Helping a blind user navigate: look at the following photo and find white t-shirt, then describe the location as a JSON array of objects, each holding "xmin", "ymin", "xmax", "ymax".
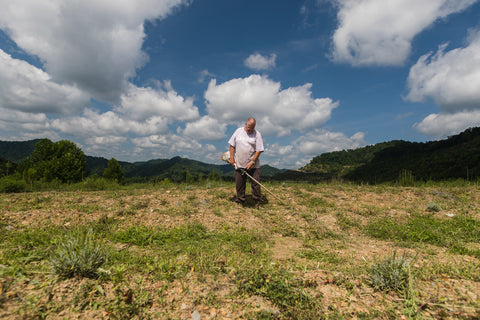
[{"xmin": 228, "ymin": 127, "xmax": 264, "ymax": 168}]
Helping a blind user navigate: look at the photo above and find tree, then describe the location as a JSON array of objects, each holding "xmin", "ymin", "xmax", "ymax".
[
  {"xmin": 0, "ymin": 159, "xmax": 16, "ymax": 178},
  {"xmin": 207, "ymin": 170, "xmax": 222, "ymax": 181},
  {"xmin": 103, "ymin": 158, "xmax": 125, "ymax": 184},
  {"xmin": 23, "ymin": 139, "xmax": 87, "ymax": 183}
]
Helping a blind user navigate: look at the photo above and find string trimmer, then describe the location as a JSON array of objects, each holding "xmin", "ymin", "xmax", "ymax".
[{"xmin": 221, "ymin": 151, "xmax": 284, "ymax": 203}]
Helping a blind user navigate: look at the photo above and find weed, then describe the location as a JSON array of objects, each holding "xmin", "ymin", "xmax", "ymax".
[
  {"xmin": 426, "ymin": 202, "xmax": 442, "ymax": 212},
  {"xmin": 50, "ymin": 229, "xmax": 108, "ymax": 278},
  {"xmin": 368, "ymin": 252, "xmax": 411, "ymax": 294}
]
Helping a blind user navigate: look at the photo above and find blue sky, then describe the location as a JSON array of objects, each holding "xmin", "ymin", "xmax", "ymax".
[{"xmin": 1, "ymin": 0, "xmax": 480, "ymax": 169}]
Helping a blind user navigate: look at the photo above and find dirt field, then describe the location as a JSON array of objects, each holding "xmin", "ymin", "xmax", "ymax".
[{"xmin": 0, "ymin": 182, "xmax": 479, "ymax": 319}]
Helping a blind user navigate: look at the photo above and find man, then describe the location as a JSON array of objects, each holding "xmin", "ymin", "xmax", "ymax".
[{"xmin": 228, "ymin": 117, "xmax": 264, "ymax": 204}]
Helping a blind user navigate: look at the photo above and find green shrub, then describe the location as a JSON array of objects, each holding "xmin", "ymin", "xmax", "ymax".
[
  {"xmin": 50, "ymin": 229, "xmax": 108, "ymax": 278},
  {"xmin": 0, "ymin": 176, "xmax": 27, "ymax": 193},
  {"xmin": 369, "ymin": 252, "xmax": 411, "ymax": 294},
  {"xmin": 426, "ymin": 202, "xmax": 442, "ymax": 212}
]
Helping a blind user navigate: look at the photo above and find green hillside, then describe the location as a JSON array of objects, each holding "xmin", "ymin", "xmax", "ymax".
[
  {"xmin": 0, "ymin": 139, "xmax": 42, "ymax": 162},
  {"xmin": 301, "ymin": 127, "xmax": 480, "ymax": 183}
]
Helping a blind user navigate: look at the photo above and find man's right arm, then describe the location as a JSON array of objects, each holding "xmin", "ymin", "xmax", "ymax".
[{"xmin": 229, "ymin": 145, "xmax": 235, "ymax": 166}]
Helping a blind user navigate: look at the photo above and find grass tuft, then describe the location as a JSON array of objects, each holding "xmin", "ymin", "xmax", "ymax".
[
  {"xmin": 50, "ymin": 229, "xmax": 108, "ymax": 278},
  {"xmin": 368, "ymin": 252, "xmax": 411, "ymax": 294}
]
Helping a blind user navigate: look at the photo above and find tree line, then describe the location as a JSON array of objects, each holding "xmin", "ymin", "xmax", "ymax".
[
  {"xmin": 0, "ymin": 138, "xmax": 125, "ymax": 192},
  {"xmin": 0, "ymin": 138, "xmax": 227, "ymax": 193}
]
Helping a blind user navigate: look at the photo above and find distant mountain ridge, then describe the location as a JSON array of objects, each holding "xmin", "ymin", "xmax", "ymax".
[
  {"xmin": 2, "ymin": 127, "xmax": 480, "ymax": 183},
  {"xmin": 87, "ymin": 155, "xmax": 241, "ymax": 181}
]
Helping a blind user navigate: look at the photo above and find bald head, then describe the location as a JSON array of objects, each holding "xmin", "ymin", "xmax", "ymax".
[{"xmin": 245, "ymin": 118, "xmax": 256, "ymax": 134}]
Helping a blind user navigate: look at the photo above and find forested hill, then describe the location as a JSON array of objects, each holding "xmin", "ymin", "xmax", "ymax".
[
  {"xmin": 0, "ymin": 139, "xmax": 42, "ymax": 162},
  {"xmin": 301, "ymin": 127, "xmax": 480, "ymax": 183}
]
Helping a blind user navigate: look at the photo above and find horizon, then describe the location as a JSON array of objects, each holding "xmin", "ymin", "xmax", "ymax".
[{"xmin": 3, "ymin": 125, "xmax": 476, "ymax": 170}]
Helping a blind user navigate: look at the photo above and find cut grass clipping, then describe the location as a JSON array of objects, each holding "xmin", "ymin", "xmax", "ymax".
[{"xmin": 50, "ymin": 229, "xmax": 108, "ymax": 279}]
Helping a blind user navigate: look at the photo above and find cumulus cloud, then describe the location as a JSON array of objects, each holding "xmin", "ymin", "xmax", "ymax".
[
  {"xmin": 205, "ymin": 74, "xmax": 338, "ymax": 136},
  {"xmin": 414, "ymin": 111, "xmax": 480, "ymax": 137},
  {"xmin": 244, "ymin": 53, "xmax": 277, "ymax": 70},
  {"xmin": 406, "ymin": 30, "xmax": 480, "ymax": 136},
  {"xmin": 0, "ymin": 106, "xmax": 54, "ymax": 140},
  {"xmin": 51, "ymin": 108, "xmax": 170, "ymax": 138},
  {"xmin": 52, "ymin": 109, "xmax": 131, "ymax": 137},
  {"xmin": 116, "ymin": 82, "xmax": 199, "ymax": 122},
  {"xmin": 182, "ymin": 116, "xmax": 227, "ymax": 141},
  {"xmin": 406, "ymin": 32, "xmax": 480, "ymax": 112},
  {"xmin": 132, "ymin": 134, "xmax": 203, "ymax": 157},
  {"xmin": 295, "ymin": 129, "xmax": 365, "ymax": 155},
  {"xmin": 0, "ymin": 0, "xmax": 188, "ymax": 103},
  {"xmin": 0, "ymin": 49, "xmax": 89, "ymax": 113},
  {"xmin": 331, "ymin": 0, "xmax": 477, "ymax": 66}
]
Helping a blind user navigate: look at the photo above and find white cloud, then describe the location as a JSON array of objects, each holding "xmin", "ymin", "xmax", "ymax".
[
  {"xmin": 51, "ymin": 108, "xmax": 171, "ymax": 139},
  {"xmin": 182, "ymin": 116, "xmax": 227, "ymax": 141},
  {"xmin": 117, "ymin": 82, "xmax": 199, "ymax": 122},
  {"xmin": 414, "ymin": 111, "xmax": 480, "ymax": 137},
  {"xmin": 0, "ymin": 50, "xmax": 89, "ymax": 113},
  {"xmin": 331, "ymin": 0, "xmax": 477, "ymax": 66},
  {"xmin": 205, "ymin": 74, "xmax": 338, "ymax": 136},
  {"xmin": 0, "ymin": 106, "xmax": 55, "ymax": 141},
  {"xmin": 0, "ymin": 0, "xmax": 189, "ymax": 103},
  {"xmin": 295, "ymin": 129, "xmax": 365, "ymax": 155},
  {"xmin": 132, "ymin": 134, "xmax": 203, "ymax": 157},
  {"xmin": 406, "ymin": 32, "xmax": 480, "ymax": 112},
  {"xmin": 406, "ymin": 30, "xmax": 480, "ymax": 137},
  {"xmin": 262, "ymin": 130, "xmax": 366, "ymax": 169},
  {"xmin": 244, "ymin": 53, "xmax": 277, "ymax": 70},
  {"xmin": 51, "ymin": 109, "xmax": 131, "ymax": 137}
]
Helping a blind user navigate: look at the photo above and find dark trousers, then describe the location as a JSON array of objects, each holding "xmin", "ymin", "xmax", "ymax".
[{"xmin": 235, "ymin": 168, "xmax": 261, "ymax": 202}]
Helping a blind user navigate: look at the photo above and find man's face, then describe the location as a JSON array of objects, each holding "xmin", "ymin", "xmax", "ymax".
[{"xmin": 245, "ymin": 121, "xmax": 255, "ymax": 134}]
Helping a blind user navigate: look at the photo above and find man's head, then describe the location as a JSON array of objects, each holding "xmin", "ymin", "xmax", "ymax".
[{"xmin": 244, "ymin": 117, "xmax": 256, "ymax": 134}]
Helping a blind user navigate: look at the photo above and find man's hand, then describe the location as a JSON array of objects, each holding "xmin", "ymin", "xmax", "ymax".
[{"xmin": 246, "ymin": 161, "xmax": 254, "ymax": 170}]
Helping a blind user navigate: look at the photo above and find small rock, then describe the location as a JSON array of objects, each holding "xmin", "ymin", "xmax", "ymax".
[{"xmin": 191, "ymin": 310, "xmax": 201, "ymax": 320}]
